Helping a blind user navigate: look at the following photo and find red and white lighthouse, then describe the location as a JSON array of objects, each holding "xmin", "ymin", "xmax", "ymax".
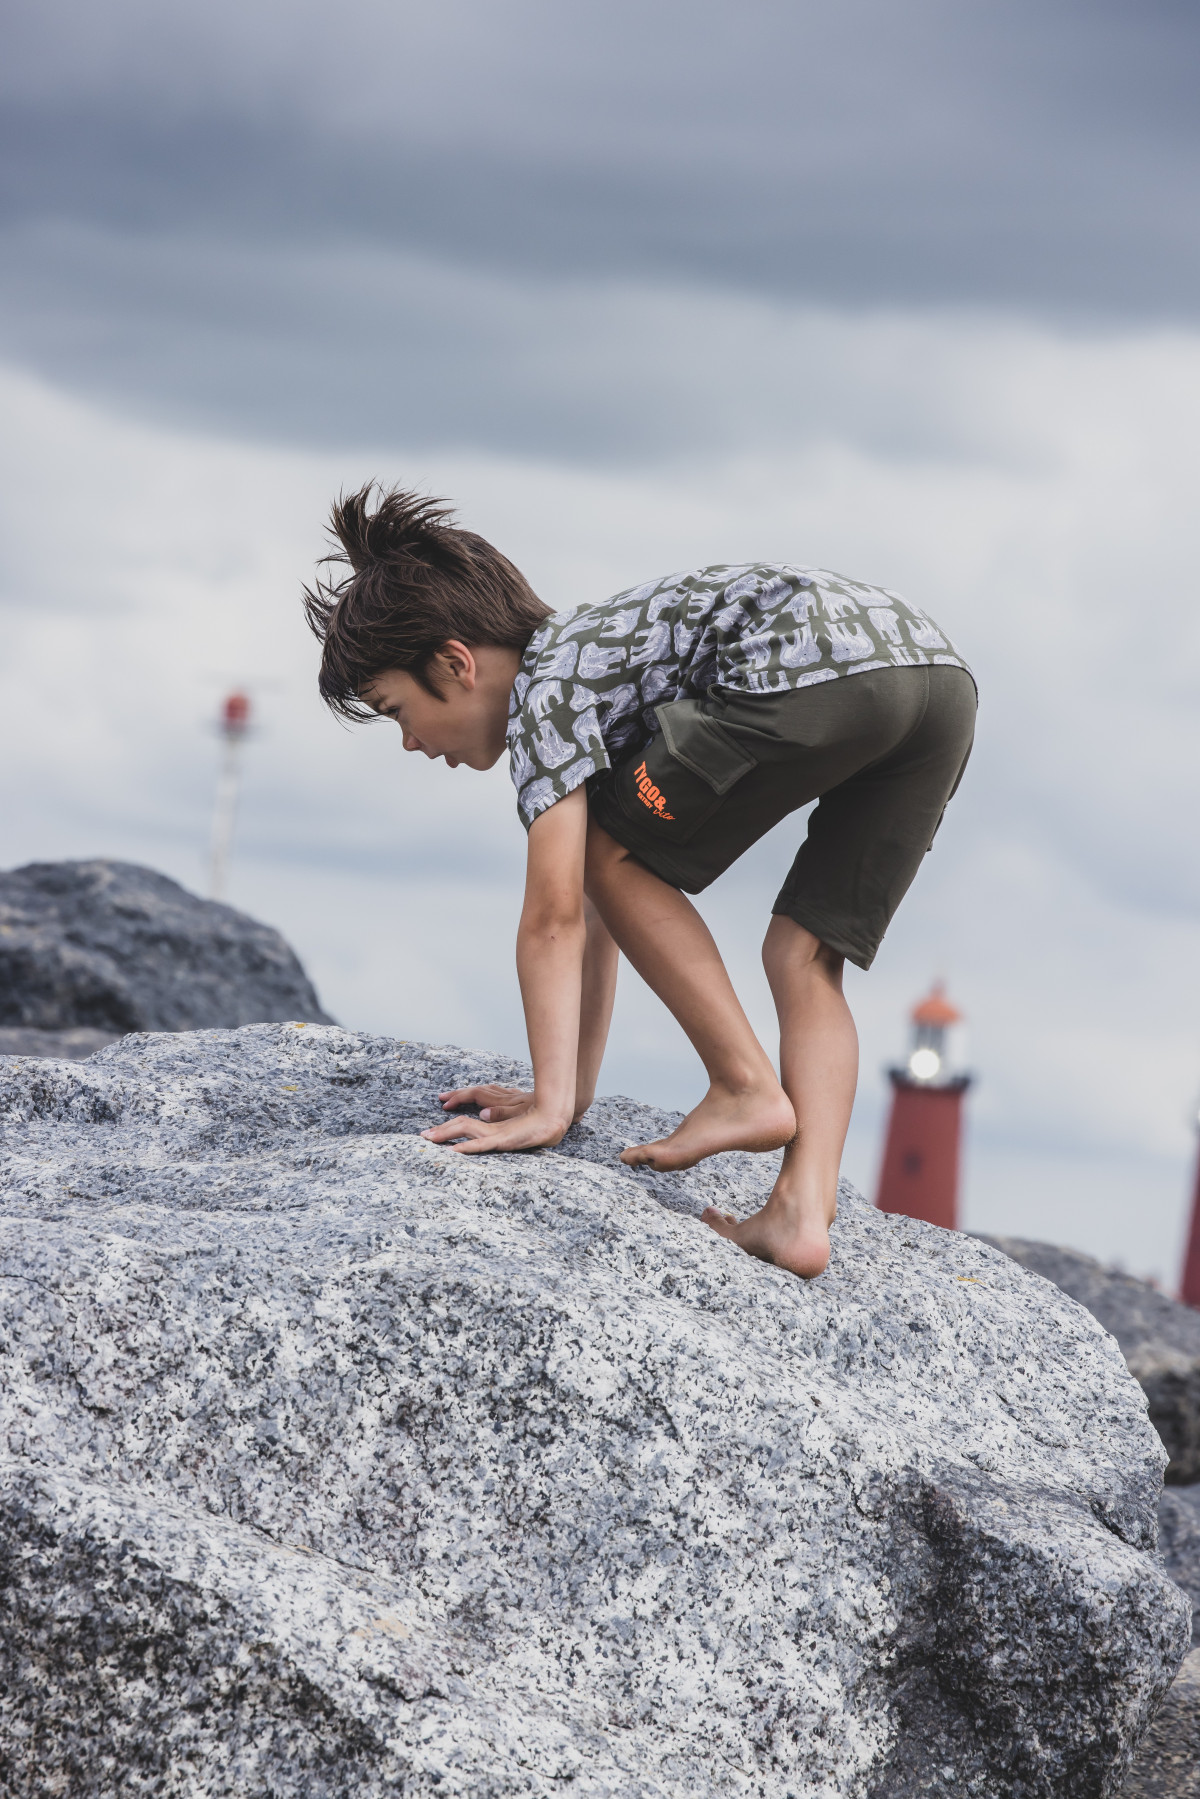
[
  {"xmin": 1179, "ymin": 1101, "xmax": 1200, "ymax": 1307},
  {"xmin": 875, "ymin": 982, "xmax": 971, "ymax": 1232}
]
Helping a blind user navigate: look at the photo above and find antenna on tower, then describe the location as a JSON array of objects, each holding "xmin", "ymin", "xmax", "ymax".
[{"xmin": 209, "ymin": 691, "xmax": 251, "ymax": 902}]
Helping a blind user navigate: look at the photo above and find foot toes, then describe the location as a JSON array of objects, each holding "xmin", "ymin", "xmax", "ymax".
[
  {"xmin": 621, "ymin": 1141, "xmax": 667, "ymax": 1168},
  {"xmin": 701, "ymin": 1209, "xmax": 739, "ymax": 1239}
]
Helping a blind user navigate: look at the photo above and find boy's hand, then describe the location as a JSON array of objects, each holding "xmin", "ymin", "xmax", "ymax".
[
  {"xmin": 420, "ymin": 1106, "xmax": 569, "ymax": 1154},
  {"xmin": 437, "ymin": 1083, "xmax": 534, "ymax": 1122}
]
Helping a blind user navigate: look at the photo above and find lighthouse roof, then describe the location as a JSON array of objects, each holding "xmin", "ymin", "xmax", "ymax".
[{"xmin": 911, "ymin": 981, "xmax": 962, "ymax": 1027}]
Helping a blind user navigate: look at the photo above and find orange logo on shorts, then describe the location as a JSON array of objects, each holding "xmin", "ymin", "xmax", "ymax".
[{"xmin": 633, "ymin": 761, "xmax": 674, "ymax": 820}]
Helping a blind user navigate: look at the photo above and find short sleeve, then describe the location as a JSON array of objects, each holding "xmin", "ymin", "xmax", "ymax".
[{"xmin": 508, "ymin": 678, "xmax": 611, "ymax": 829}]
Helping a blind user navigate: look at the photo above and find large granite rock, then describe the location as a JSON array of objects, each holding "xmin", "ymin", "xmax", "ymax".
[
  {"xmin": 0, "ymin": 1027, "xmax": 1190, "ymax": 1798},
  {"xmin": 0, "ymin": 859, "xmax": 333, "ymax": 1034},
  {"xmin": 981, "ymin": 1237, "xmax": 1200, "ymax": 1483}
]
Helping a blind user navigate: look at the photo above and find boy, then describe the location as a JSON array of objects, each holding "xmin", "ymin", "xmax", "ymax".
[{"xmin": 305, "ymin": 486, "xmax": 975, "ymax": 1278}]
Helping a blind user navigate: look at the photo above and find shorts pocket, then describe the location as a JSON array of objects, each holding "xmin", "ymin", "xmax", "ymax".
[
  {"xmin": 656, "ymin": 698, "xmax": 758, "ymax": 794},
  {"xmin": 612, "ymin": 700, "xmax": 758, "ymax": 846}
]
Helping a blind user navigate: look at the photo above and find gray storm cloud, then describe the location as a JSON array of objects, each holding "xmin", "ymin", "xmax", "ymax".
[
  {"xmin": 2, "ymin": 0, "xmax": 1198, "ymax": 311},
  {"xmin": 1, "ymin": 0, "xmax": 1200, "ymax": 466}
]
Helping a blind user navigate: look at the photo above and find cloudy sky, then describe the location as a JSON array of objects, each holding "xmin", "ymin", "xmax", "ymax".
[{"xmin": 2, "ymin": 0, "xmax": 1199, "ymax": 1281}]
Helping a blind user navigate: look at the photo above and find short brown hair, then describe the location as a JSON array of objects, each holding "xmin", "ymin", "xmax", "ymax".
[{"xmin": 303, "ymin": 483, "xmax": 552, "ymax": 719}]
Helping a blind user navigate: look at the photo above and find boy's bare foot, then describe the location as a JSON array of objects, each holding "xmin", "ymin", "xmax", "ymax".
[
  {"xmin": 619, "ymin": 1082, "xmax": 795, "ymax": 1173},
  {"xmin": 700, "ymin": 1183, "xmax": 835, "ymax": 1280}
]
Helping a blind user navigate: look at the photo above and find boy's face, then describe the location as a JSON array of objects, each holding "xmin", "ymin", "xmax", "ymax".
[{"xmin": 361, "ymin": 641, "xmax": 519, "ymax": 772}]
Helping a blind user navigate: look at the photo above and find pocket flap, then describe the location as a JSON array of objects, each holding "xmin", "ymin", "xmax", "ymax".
[{"xmin": 655, "ymin": 699, "xmax": 757, "ymax": 796}]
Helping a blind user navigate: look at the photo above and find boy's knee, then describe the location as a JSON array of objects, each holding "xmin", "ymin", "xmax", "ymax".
[{"xmin": 763, "ymin": 915, "xmax": 844, "ymax": 980}]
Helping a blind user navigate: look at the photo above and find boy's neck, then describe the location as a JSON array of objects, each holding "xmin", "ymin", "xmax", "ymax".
[{"xmin": 470, "ymin": 644, "xmax": 523, "ymax": 765}]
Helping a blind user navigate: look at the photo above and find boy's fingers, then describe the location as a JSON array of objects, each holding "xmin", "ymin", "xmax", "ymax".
[
  {"xmin": 420, "ymin": 1114, "xmax": 560, "ymax": 1156},
  {"xmin": 422, "ymin": 1117, "xmax": 492, "ymax": 1143},
  {"xmin": 453, "ymin": 1126, "xmax": 537, "ymax": 1154},
  {"xmin": 439, "ymin": 1084, "xmax": 531, "ymax": 1110}
]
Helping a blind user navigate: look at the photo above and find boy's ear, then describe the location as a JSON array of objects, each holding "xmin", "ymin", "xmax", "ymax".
[{"xmin": 437, "ymin": 640, "xmax": 478, "ymax": 689}]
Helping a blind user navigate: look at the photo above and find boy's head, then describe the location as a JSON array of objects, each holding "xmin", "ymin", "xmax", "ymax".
[{"xmin": 303, "ymin": 484, "xmax": 551, "ymax": 724}]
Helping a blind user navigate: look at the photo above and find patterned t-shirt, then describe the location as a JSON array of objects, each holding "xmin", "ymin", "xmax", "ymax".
[{"xmin": 507, "ymin": 563, "xmax": 970, "ymax": 828}]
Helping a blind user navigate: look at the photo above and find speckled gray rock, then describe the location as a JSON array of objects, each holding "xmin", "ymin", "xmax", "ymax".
[
  {"xmin": 0, "ymin": 1027, "xmax": 1190, "ymax": 1798},
  {"xmin": 0, "ymin": 859, "xmax": 333, "ymax": 1033},
  {"xmin": 1120, "ymin": 1650, "xmax": 1200, "ymax": 1798},
  {"xmin": 982, "ymin": 1236, "xmax": 1200, "ymax": 1483}
]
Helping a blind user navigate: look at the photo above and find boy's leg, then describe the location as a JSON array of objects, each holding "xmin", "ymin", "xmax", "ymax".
[
  {"xmin": 584, "ymin": 821, "xmax": 795, "ymax": 1169},
  {"xmin": 702, "ymin": 917, "xmax": 857, "ymax": 1278}
]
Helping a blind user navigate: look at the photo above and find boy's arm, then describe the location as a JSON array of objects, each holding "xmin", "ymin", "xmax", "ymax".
[
  {"xmin": 422, "ymin": 786, "xmax": 589, "ymax": 1154},
  {"xmin": 573, "ymin": 900, "xmax": 618, "ymax": 1117},
  {"xmin": 439, "ymin": 899, "xmax": 618, "ymax": 1126}
]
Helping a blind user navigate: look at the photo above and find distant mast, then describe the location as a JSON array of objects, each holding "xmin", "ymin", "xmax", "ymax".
[
  {"xmin": 875, "ymin": 982, "xmax": 971, "ymax": 1231},
  {"xmin": 1180, "ymin": 1098, "xmax": 1200, "ymax": 1307},
  {"xmin": 209, "ymin": 691, "xmax": 251, "ymax": 903}
]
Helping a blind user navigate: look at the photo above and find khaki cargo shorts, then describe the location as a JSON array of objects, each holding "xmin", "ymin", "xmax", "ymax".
[{"xmin": 587, "ymin": 663, "xmax": 977, "ymax": 971}]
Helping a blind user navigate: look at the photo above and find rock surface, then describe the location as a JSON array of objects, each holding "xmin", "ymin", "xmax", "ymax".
[
  {"xmin": 0, "ymin": 1027, "xmax": 1190, "ymax": 1798},
  {"xmin": 0, "ymin": 860, "xmax": 333, "ymax": 1035},
  {"xmin": 981, "ymin": 1237, "xmax": 1200, "ymax": 1483}
]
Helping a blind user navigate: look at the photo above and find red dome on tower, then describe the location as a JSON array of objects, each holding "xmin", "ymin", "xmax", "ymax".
[
  {"xmin": 911, "ymin": 981, "xmax": 961, "ymax": 1030},
  {"xmin": 221, "ymin": 691, "xmax": 251, "ymax": 736}
]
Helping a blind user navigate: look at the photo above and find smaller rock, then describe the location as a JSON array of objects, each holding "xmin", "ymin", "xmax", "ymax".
[
  {"xmin": 0, "ymin": 860, "xmax": 333, "ymax": 1036},
  {"xmin": 982, "ymin": 1236, "xmax": 1200, "ymax": 1482},
  {"xmin": 1121, "ymin": 1649, "xmax": 1200, "ymax": 1798},
  {"xmin": 0, "ymin": 1029, "xmax": 119, "ymax": 1062}
]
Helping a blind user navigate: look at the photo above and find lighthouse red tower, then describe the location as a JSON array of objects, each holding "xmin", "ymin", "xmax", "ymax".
[
  {"xmin": 875, "ymin": 983, "xmax": 971, "ymax": 1231},
  {"xmin": 1179, "ymin": 1106, "xmax": 1200, "ymax": 1307}
]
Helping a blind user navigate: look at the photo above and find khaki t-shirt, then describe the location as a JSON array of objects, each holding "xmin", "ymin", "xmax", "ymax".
[{"xmin": 507, "ymin": 562, "xmax": 970, "ymax": 828}]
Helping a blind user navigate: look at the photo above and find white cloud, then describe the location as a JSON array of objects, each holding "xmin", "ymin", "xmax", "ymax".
[{"xmin": 1, "ymin": 297, "xmax": 1199, "ymax": 1284}]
